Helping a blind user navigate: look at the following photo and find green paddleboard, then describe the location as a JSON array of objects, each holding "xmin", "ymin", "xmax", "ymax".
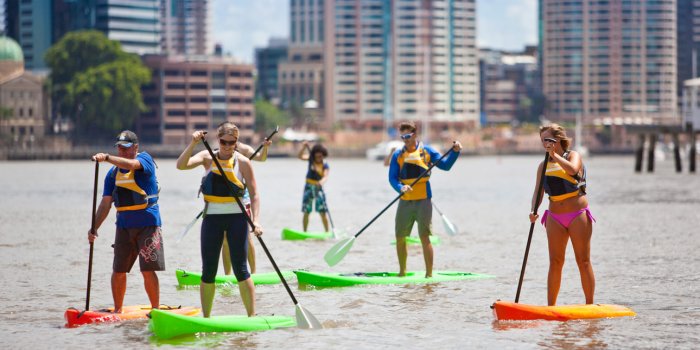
[
  {"xmin": 149, "ymin": 308, "xmax": 296, "ymax": 339},
  {"xmin": 294, "ymin": 270, "xmax": 493, "ymax": 288},
  {"xmin": 281, "ymin": 227, "xmax": 333, "ymax": 240},
  {"xmin": 175, "ymin": 269, "xmax": 295, "ymax": 286},
  {"xmin": 391, "ymin": 235, "xmax": 441, "ymax": 245}
]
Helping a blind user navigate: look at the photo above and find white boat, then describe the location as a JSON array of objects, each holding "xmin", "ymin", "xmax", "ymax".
[{"xmin": 366, "ymin": 140, "xmax": 404, "ymax": 161}]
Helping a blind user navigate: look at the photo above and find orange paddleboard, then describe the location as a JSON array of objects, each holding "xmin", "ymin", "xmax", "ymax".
[
  {"xmin": 492, "ymin": 300, "xmax": 635, "ymax": 321},
  {"xmin": 64, "ymin": 304, "xmax": 200, "ymax": 328}
]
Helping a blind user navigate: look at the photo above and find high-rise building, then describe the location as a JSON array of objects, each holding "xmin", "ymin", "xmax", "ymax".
[
  {"xmin": 479, "ymin": 48, "xmax": 538, "ymax": 125},
  {"xmin": 255, "ymin": 38, "xmax": 288, "ymax": 101},
  {"xmin": 161, "ymin": 0, "xmax": 211, "ymax": 55},
  {"xmin": 326, "ymin": 0, "xmax": 478, "ymax": 130},
  {"xmin": 96, "ymin": 0, "xmax": 161, "ymax": 55},
  {"xmin": 139, "ymin": 55, "xmax": 255, "ymax": 145},
  {"xmin": 4, "ymin": 0, "xmax": 160, "ymax": 70},
  {"xmin": 278, "ymin": 0, "xmax": 326, "ymax": 128},
  {"xmin": 677, "ymin": 0, "xmax": 700, "ymax": 98},
  {"xmin": 541, "ymin": 0, "xmax": 677, "ymax": 124},
  {"xmin": 4, "ymin": 0, "xmax": 52, "ymax": 70}
]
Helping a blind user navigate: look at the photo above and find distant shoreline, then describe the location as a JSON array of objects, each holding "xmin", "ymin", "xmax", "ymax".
[{"xmin": 0, "ymin": 146, "xmax": 635, "ymax": 160}]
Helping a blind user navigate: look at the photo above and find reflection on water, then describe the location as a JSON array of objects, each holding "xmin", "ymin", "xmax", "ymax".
[{"xmin": 539, "ymin": 320, "xmax": 607, "ymax": 349}]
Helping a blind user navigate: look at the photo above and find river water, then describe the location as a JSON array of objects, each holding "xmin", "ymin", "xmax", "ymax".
[{"xmin": 0, "ymin": 155, "xmax": 698, "ymax": 349}]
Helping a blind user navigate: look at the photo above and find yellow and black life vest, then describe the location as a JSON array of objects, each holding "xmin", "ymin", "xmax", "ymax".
[
  {"xmin": 201, "ymin": 152, "xmax": 246, "ymax": 203},
  {"xmin": 112, "ymin": 167, "xmax": 158, "ymax": 212},
  {"xmin": 397, "ymin": 143, "xmax": 432, "ymax": 201},
  {"xmin": 544, "ymin": 151, "xmax": 587, "ymax": 201},
  {"xmin": 305, "ymin": 160, "xmax": 326, "ymax": 185}
]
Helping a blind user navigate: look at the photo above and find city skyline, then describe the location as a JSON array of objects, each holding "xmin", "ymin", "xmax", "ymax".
[{"xmin": 212, "ymin": 0, "xmax": 537, "ymax": 63}]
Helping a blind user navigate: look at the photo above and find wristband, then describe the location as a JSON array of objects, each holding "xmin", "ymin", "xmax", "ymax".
[{"xmin": 105, "ymin": 154, "xmax": 110, "ymax": 161}]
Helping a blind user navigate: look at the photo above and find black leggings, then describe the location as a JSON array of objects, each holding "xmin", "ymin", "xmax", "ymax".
[{"xmin": 200, "ymin": 213, "xmax": 250, "ymax": 283}]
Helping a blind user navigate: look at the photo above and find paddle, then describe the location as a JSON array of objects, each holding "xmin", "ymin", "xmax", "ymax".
[
  {"xmin": 318, "ymin": 186, "xmax": 338, "ymax": 238},
  {"xmin": 85, "ymin": 160, "xmax": 100, "ymax": 311},
  {"xmin": 324, "ymin": 145, "xmax": 456, "ymax": 267},
  {"xmin": 201, "ymin": 137, "xmax": 322, "ymax": 329},
  {"xmin": 175, "ymin": 211, "xmax": 203, "ymax": 243},
  {"xmin": 432, "ymin": 202, "xmax": 458, "ymax": 236},
  {"xmin": 177, "ymin": 126, "xmax": 279, "ymax": 243},
  {"xmin": 514, "ymin": 152, "xmax": 549, "ymax": 303}
]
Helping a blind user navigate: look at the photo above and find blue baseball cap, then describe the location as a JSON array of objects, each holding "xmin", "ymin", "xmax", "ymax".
[{"xmin": 114, "ymin": 130, "xmax": 138, "ymax": 147}]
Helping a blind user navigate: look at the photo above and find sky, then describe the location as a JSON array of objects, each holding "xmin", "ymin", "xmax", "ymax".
[{"xmin": 212, "ymin": 0, "xmax": 538, "ymax": 63}]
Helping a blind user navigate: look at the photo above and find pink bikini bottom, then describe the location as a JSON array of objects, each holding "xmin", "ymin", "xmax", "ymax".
[{"xmin": 541, "ymin": 207, "xmax": 596, "ymax": 229}]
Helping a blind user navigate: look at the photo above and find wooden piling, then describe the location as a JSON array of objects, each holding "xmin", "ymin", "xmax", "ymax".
[
  {"xmin": 673, "ymin": 133, "xmax": 682, "ymax": 173},
  {"xmin": 634, "ymin": 134, "xmax": 645, "ymax": 173},
  {"xmin": 690, "ymin": 131, "xmax": 697, "ymax": 173},
  {"xmin": 647, "ymin": 133, "xmax": 657, "ymax": 173}
]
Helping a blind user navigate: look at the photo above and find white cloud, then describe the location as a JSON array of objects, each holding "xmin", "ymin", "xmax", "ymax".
[
  {"xmin": 211, "ymin": 0, "xmax": 536, "ymax": 59},
  {"xmin": 477, "ymin": 0, "xmax": 537, "ymax": 50},
  {"xmin": 212, "ymin": 0, "xmax": 289, "ymax": 62}
]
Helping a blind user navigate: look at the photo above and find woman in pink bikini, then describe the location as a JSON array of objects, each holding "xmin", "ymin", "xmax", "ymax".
[{"xmin": 529, "ymin": 124, "xmax": 595, "ymax": 306}]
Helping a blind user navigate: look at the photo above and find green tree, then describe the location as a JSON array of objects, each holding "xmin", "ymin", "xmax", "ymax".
[
  {"xmin": 64, "ymin": 58, "xmax": 150, "ymax": 132},
  {"xmin": 45, "ymin": 30, "xmax": 151, "ymax": 141},
  {"xmin": 254, "ymin": 99, "xmax": 289, "ymax": 132}
]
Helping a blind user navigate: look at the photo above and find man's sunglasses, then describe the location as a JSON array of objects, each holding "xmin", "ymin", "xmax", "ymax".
[
  {"xmin": 543, "ymin": 138, "xmax": 558, "ymax": 144},
  {"xmin": 219, "ymin": 139, "xmax": 237, "ymax": 146},
  {"xmin": 400, "ymin": 133, "xmax": 414, "ymax": 140}
]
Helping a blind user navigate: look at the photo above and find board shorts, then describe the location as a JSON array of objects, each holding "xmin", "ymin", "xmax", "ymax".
[
  {"xmin": 301, "ymin": 183, "xmax": 327, "ymax": 214},
  {"xmin": 113, "ymin": 226, "xmax": 165, "ymax": 273},
  {"xmin": 395, "ymin": 198, "xmax": 433, "ymax": 238}
]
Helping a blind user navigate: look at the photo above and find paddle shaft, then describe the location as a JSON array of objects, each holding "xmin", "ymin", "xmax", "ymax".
[
  {"xmin": 249, "ymin": 127, "xmax": 279, "ymax": 160},
  {"xmin": 201, "ymin": 139, "xmax": 300, "ymax": 305},
  {"xmin": 353, "ymin": 147, "xmax": 454, "ymax": 239},
  {"xmin": 85, "ymin": 161, "xmax": 99, "ymax": 311},
  {"xmin": 319, "ymin": 187, "xmax": 335, "ymax": 231},
  {"xmin": 514, "ymin": 152, "xmax": 550, "ymax": 303}
]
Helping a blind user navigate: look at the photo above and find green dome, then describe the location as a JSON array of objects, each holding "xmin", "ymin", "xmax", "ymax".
[{"xmin": 0, "ymin": 36, "xmax": 24, "ymax": 62}]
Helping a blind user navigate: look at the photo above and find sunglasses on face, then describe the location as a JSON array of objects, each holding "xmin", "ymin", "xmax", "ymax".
[
  {"xmin": 400, "ymin": 133, "xmax": 414, "ymax": 140},
  {"xmin": 543, "ymin": 138, "xmax": 558, "ymax": 144},
  {"xmin": 219, "ymin": 139, "xmax": 237, "ymax": 146}
]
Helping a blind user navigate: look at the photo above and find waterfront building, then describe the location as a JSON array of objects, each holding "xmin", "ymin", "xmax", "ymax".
[
  {"xmin": 0, "ymin": 36, "xmax": 48, "ymax": 147},
  {"xmin": 540, "ymin": 0, "xmax": 677, "ymax": 125},
  {"xmin": 255, "ymin": 38, "xmax": 289, "ymax": 101},
  {"xmin": 139, "ymin": 54, "xmax": 255, "ymax": 145}
]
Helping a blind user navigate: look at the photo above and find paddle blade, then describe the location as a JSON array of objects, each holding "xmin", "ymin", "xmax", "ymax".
[
  {"xmin": 323, "ymin": 236, "xmax": 355, "ymax": 266},
  {"xmin": 176, "ymin": 212, "xmax": 202, "ymax": 243},
  {"xmin": 295, "ymin": 304, "xmax": 323, "ymax": 329},
  {"xmin": 441, "ymin": 213, "xmax": 458, "ymax": 236}
]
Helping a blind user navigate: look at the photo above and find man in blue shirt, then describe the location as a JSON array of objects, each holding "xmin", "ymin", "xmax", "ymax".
[
  {"xmin": 88, "ymin": 130, "xmax": 163, "ymax": 313},
  {"xmin": 388, "ymin": 121, "xmax": 461, "ymax": 278}
]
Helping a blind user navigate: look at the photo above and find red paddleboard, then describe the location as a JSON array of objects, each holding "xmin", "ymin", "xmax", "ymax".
[
  {"xmin": 492, "ymin": 300, "xmax": 635, "ymax": 321},
  {"xmin": 64, "ymin": 304, "xmax": 200, "ymax": 328}
]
